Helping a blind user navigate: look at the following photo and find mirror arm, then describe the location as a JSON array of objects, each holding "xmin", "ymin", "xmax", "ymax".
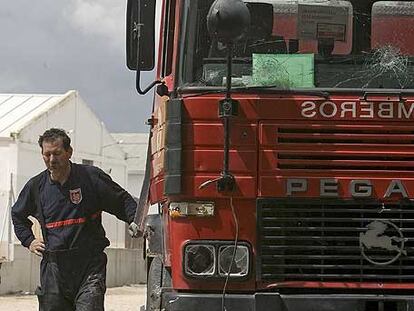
[{"xmin": 135, "ymin": 69, "xmax": 163, "ymax": 95}]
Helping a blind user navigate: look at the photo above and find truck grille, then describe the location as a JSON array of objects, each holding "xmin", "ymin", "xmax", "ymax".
[
  {"xmin": 275, "ymin": 125, "xmax": 414, "ymax": 171},
  {"xmin": 257, "ymin": 199, "xmax": 414, "ymax": 283}
]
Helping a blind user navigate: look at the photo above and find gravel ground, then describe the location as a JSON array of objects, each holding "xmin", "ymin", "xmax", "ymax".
[{"xmin": 0, "ymin": 285, "xmax": 146, "ymax": 311}]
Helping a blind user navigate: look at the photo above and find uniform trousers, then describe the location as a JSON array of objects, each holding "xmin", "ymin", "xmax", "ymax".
[{"xmin": 36, "ymin": 249, "xmax": 107, "ymax": 311}]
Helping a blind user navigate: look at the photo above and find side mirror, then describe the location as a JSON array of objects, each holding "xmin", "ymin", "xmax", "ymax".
[{"xmin": 126, "ymin": 0, "xmax": 156, "ymax": 71}]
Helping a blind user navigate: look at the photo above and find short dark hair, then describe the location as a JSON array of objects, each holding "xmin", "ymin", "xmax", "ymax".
[{"xmin": 38, "ymin": 128, "xmax": 71, "ymax": 151}]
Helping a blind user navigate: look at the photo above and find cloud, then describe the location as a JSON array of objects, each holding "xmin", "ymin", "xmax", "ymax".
[
  {"xmin": 0, "ymin": 0, "xmax": 155, "ymax": 133},
  {"xmin": 0, "ymin": 72, "xmax": 31, "ymax": 92},
  {"xmin": 63, "ymin": 0, "xmax": 125, "ymax": 50}
]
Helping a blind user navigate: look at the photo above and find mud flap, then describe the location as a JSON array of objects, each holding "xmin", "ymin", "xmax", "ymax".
[
  {"xmin": 145, "ymin": 214, "xmax": 163, "ymax": 257},
  {"xmin": 146, "ymin": 257, "xmax": 171, "ymax": 311}
]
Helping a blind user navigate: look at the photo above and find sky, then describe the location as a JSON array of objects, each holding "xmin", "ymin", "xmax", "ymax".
[{"xmin": 0, "ymin": 0, "xmax": 155, "ymax": 133}]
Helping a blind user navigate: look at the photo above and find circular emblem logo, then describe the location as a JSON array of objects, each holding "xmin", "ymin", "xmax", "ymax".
[{"xmin": 359, "ymin": 220, "xmax": 407, "ymax": 265}]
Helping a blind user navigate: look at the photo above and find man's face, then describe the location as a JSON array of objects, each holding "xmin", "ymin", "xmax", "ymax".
[{"xmin": 41, "ymin": 138, "xmax": 73, "ymax": 174}]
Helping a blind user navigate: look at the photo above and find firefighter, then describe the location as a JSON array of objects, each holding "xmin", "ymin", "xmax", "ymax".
[{"xmin": 12, "ymin": 128, "xmax": 142, "ymax": 311}]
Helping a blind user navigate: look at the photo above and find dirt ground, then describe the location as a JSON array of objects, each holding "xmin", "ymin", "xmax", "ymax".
[{"xmin": 0, "ymin": 285, "xmax": 146, "ymax": 311}]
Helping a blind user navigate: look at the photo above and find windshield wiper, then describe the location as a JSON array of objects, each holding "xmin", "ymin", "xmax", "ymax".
[
  {"xmin": 178, "ymin": 85, "xmax": 330, "ymax": 99},
  {"xmin": 233, "ymin": 85, "xmax": 331, "ymax": 98}
]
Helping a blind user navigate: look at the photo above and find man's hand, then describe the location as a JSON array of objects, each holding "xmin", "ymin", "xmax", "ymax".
[
  {"xmin": 29, "ymin": 239, "xmax": 45, "ymax": 257},
  {"xmin": 128, "ymin": 222, "xmax": 143, "ymax": 238}
]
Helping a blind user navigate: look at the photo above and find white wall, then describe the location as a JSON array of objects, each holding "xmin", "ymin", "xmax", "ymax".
[
  {"xmin": 111, "ymin": 133, "xmax": 148, "ymax": 199},
  {"xmin": 0, "ymin": 141, "xmax": 15, "ymax": 262},
  {"xmin": 15, "ymin": 142, "xmax": 45, "ymax": 191},
  {"xmin": 100, "ymin": 153, "xmax": 128, "ymax": 248},
  {"xmin": 0, "ymin": 245, "xmax": 145, "ymax": 294},
  {"xmin": 128, "ymin": 173, "xmax": 145, "ymax": 199}
]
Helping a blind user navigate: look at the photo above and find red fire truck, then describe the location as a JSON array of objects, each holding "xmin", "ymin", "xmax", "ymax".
[{"xmin": 127, "ymin": 0, "xmax": 414, "ymax": 310}]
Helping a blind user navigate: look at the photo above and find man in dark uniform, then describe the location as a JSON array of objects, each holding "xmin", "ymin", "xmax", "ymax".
[{"xmin": 12, "ymin": 128, "xmax": 142, "ymax": 311}]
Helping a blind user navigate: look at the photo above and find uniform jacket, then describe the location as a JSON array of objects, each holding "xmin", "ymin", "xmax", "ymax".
[{"xmin": 11, "ymin": 162, "xmax": 137, "ymax": 252}]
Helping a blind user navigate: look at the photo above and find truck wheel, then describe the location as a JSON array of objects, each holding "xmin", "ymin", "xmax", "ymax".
[{"xmin": 146, "ymin": 257, "xmax": 171, "ymax": 311}]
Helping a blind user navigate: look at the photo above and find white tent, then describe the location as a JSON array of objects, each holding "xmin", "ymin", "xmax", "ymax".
[{"xmin": 0, "ymin": 90, "xmax": 129, "ymax": 263}]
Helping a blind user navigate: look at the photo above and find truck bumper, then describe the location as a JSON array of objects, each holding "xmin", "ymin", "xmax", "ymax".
[{"xmin": 161, "ymin": 292, "xmax": 414, "ymax": 311}]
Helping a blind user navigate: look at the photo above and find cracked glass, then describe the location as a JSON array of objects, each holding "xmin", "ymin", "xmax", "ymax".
[{"xmin": 179, "ymin": 0, "xmax": 414, "ymax": 90}]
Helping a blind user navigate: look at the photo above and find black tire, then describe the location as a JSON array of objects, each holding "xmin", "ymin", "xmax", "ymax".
[{"xmin": 146, "ymin": 257, "xmax": 171, "ymax": 311}]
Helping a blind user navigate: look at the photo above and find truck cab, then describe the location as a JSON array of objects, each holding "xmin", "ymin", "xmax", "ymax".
[{"xmin": 127, "ymin": 1, "xmax": 414, "ymax": 310}]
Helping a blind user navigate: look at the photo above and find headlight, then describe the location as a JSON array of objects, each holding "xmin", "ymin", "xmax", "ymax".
[
  {"xmin": 218, "ymin": 245, "xmax": 249, "ymax": 277},
  {"xmin": 184, "ymin": 244, "xmax": 215, "ymax": 276},
  {"xmin": 183, "ymin": 241, "xmax": 251, "ymax": 279}
]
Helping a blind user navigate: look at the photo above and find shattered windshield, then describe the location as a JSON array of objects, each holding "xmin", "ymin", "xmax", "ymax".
[{"xmin": 179, "ymin": 0, "xmax": 414, "ymax": 89}]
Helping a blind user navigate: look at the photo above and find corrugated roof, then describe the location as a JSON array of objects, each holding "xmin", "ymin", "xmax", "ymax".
[{"xmin": 0, "ymin": 91, "xmax": 74, "ymax": 137}]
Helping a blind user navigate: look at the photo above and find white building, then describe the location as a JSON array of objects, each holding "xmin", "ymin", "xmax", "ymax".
[
  {"xmin": 111, "ymin": 133, "xmax": 148, "ymax": 250},
  {"xmin": 0, "ymin": 90, "xmax": 144, "ymax": 293},
  {"xmin": 111, "ymin": 133, "xmax": 148, "ymax": 199}
]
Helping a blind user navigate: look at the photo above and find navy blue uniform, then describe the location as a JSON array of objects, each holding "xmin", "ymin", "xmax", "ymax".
[{"xmin": 12, "ymin": 162, "xmax": 137, "ymax": 311}]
